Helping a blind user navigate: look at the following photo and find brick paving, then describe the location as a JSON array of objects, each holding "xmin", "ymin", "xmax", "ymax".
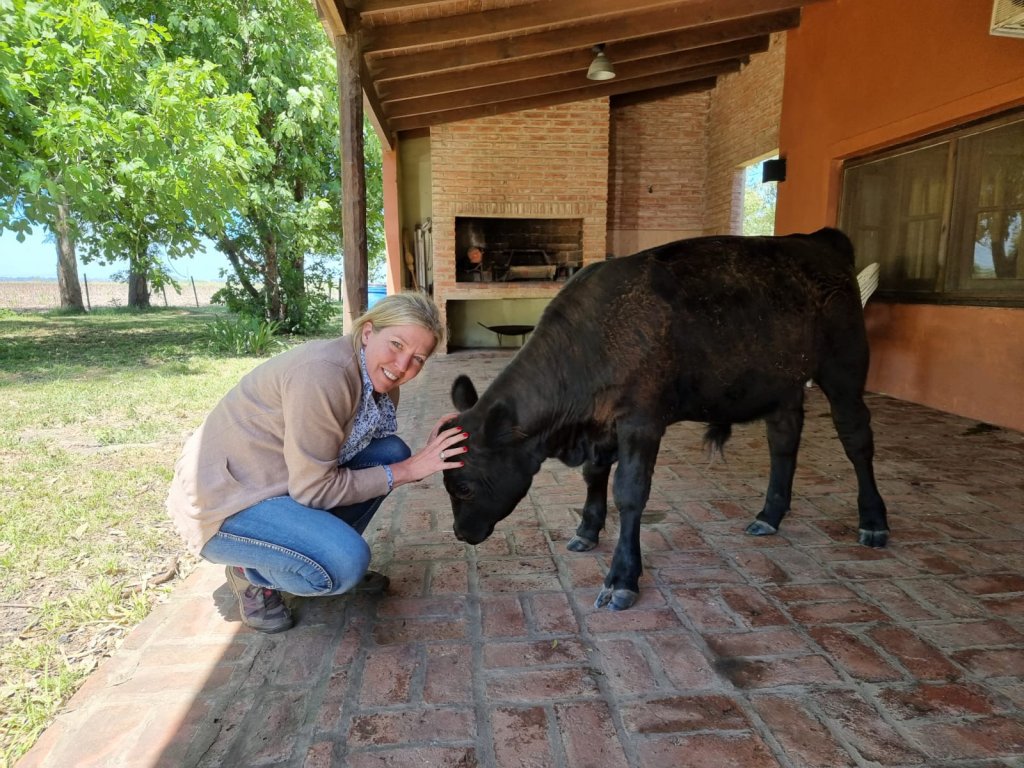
[{"xmin": 19, "ymin": 349, "xmax": 1024, "ymax": 768}]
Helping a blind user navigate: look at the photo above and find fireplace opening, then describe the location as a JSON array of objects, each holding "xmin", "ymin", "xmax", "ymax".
[{"xmin": 455, "ymin": 217, "xmax": 583, "ymax": 282}]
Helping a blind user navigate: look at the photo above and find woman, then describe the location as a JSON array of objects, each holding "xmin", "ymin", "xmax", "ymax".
[{"xmin": 166, "ymin": 293, "xmax": 467, "ymax": 633}]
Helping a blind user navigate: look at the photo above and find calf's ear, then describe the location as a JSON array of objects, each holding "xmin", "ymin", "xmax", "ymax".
[
  {"xmin": 452, "ymin": 375, "xmax": 479, "ymax": 410},
  {"xmin": 483, "ymin": 399, "xmax": 523, "ymax": 445}
]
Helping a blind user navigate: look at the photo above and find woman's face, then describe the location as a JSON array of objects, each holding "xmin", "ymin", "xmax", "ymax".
[{"xmin": 361, "ymin": 322, "xmax": 436, "ymax": 393}]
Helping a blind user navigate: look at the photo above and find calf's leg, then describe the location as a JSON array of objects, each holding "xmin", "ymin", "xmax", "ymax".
[
  {"xmin": 817, "ymin": 373, "xmax": 889, "ymax": 547},
  {"xmin": 568, "ymin": 460, "xmax": 611, "ymax": 552},
  {"xmin": 747, "ymin": 391, "xmax": 804, "ymax": 536},
  {"xmin": 814, "ymin": 300, "xmax": 889, "ymax": 546},
  {"xmin": 596, "ymin": 426, "xmax": 660, "ymax": 611}
]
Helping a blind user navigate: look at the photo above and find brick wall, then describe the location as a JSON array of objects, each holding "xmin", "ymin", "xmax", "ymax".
[
  {"xmin": 603, "ymin": 33, "xmax": 786, "ymax": 253},
  {"xmin": 704, "ymin": 32, "xmax": 786, "ymax": 235},
  {"xmin": 430, "ymin": 99, "xmax": 610, "ymax": 350},
  {"xmin": 607, "ymin": 93, "xmax": 710, "ymax": 256},
  {"xmin": 419, "ymin": 39, "xmax": 785, "ymax": 349}
]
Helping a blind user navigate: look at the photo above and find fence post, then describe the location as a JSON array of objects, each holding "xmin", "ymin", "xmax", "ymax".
[
  {"xmin": 191, "ymin": 277, "xmax": 199, "ymax": 307},
  {"xmin": 83, "ymin": 274, "xmax": 91, "ymax": 311}
]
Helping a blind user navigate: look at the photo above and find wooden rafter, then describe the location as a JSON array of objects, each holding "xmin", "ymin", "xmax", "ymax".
[{"xmin": 318, "ymin": 0, "xmax": 823, "ymax": 147}]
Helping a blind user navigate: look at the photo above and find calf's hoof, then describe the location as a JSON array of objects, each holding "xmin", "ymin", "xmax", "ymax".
[
  {"xmin": 595, "ymin": 587, "xmax": 639, "ymax": 611},
  {"xmin": 567, "ymin": 535, "xmax": 597, "ymax": 552},
  {"xmin": 745, "ymin": 520, "xmax": 778, "ymax": 537},
  {"xmin": 858, "ymin": 528, "xmax": 889, "ymax": 548}
]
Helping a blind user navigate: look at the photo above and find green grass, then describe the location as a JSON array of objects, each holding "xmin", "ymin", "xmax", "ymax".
[{"xmin": 0, "ymin": 306, "xmax": 342, "ymax": 766}]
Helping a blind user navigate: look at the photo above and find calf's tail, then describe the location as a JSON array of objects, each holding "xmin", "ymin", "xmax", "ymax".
[{"xmin": 703, "ymin": 422, "xmax": 732, "ymax": 458}]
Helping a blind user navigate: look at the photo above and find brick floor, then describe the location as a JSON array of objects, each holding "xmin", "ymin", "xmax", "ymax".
[{"xmin": 18, "ymin": 349, "xmax": 1024, "ymax": 768}]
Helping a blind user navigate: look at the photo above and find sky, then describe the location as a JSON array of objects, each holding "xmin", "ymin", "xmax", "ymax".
[{"xmin": 0, "ymin": 227, "xmax": 231, "ymax": 281}]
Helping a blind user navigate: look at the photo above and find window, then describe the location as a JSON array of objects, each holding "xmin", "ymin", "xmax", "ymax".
[
  {"xmin": 742, "ymin": 156, "xmax": 778, "ymax": 236},
  {"xmin": 839, "ymin": 111, "xmax": 1024, "ymax": 304}
]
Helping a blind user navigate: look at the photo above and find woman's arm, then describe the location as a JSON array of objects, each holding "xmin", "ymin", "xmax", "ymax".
[{"xmin": 389, "ymin": 413, "xmax": 467, "ymax": 487}]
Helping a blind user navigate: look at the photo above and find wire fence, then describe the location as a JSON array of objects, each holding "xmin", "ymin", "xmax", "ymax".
[{"xmin": 0, "ymin": 278, "xmax": 226, "ymax": 311}]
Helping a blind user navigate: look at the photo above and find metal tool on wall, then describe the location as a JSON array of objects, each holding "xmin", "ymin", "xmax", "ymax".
[{"xmin": 413, "ymin": 218, "xmax": 432, "ymax": 294}]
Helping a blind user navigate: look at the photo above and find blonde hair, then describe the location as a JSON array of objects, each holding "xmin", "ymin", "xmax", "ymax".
[{"xmin": 351, "ymin": 292, "xmax": 446, "ymax": 353}]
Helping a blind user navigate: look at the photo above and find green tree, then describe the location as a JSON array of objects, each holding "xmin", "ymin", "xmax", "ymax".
[
  {"xmin": 1, "ymin": 0, "xmax": 157, "ymax": 309},
  {"xmin": 107, "ymin": 0, "xmax": 387, "ymax": 331},
  {"xmin": 0, "ymin": 0, "xmax": 262, "ymax": 309},
  {"xmin": 363, "ymin": 118, "xmax": 386, "ymax": 281},
  {"xmin": 77, "ymin": 59, "xmax": 265, "ymax": 307},
  {"xmin": 742, "ymin": 161, "xmax": 777, "ymax": 236}
]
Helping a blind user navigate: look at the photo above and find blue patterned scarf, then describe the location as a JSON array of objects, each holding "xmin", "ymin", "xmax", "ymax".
[{"xmin": 337, "ymin": 347, "xmax": 398, "ymax": 465}]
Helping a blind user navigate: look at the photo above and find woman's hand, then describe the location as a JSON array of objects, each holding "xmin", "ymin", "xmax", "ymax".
[{"xmin": 390, "ymin": 412, "xmax": 468, "ymax": 487}]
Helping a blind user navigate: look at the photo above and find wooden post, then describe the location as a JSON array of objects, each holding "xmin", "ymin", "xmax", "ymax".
[
  {"xmin": 337, "ymin": 30, "xmax": 368, "ymax": 334},
  {"xmin": 83, "ymin": 274, "xmax": 91, "ymax": 311},
  {"xmin": 191, "ymin": 276, "xmax": 199, "ymax": 307}
]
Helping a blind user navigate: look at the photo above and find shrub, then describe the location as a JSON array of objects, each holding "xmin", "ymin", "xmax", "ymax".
[{"xmin": 206, "ymin": 314, "xmax": 283, "ymax": 356}]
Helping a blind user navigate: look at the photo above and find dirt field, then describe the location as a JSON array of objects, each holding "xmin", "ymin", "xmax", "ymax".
[{"xmin": 0, "ymin": 279, "xmax": 226, "ymax": 311}]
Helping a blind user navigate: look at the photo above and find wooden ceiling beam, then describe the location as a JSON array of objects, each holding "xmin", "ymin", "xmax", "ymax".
[
  {"xmin": 315, "ymin": 6, "xmax": 396, "ymax": 148},
  {"xmin": 360, "ymin": 56, "xmax": 395, "ymax": 150},
  {"xmin": 611, "ymin": 80, "xmax": 720, "ymax": 107},
  {"xmin": 361, "ymin": 0, "xmax": 818, "ymax": 54},
  {"xmin": 315, "ymin": 0, "xmax": 352, "ymax": 36},
  {"xmin": 390, "ymin": 79, "xmax": 711, "ymax": 140},
  {"xmin": 349, "ymin": 0, "xmax": 472, "ymax": 13},
  {"xmin": 367, "ymin": 7, "xmax": 798, "ymax": 81},
  {"xmin": 329, "ymin": 0, "xmax": 820, "ymax": 143},
  {"xmin": 362, "ymin": 0, "xmax": 675, "ymax": 52},
  {"xmin": 388, "ymin": 65, "xmax": 733, "ymax": 132},
  {"xmin": 378, "ymin": 35, "xmax": 767, "ymax": 103}
]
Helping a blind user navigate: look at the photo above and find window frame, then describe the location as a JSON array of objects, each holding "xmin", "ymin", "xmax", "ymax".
[{"xmin": 838, "ymin": 108, "xmax": 1024, "ymax": 308}]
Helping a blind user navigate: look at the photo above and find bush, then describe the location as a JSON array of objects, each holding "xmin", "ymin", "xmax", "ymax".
[
  {"xmin": 206, "ymin": 314, "xmax": 283, "ymax": 356},
  {"xmin": 210, "ymin": 258, "xmax": 341, "ymax": 335}
]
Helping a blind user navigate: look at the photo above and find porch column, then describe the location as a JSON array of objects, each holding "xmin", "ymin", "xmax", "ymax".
[{"xmin": 338, "ymin": 30, "xmax": 367, "ymax": 333}]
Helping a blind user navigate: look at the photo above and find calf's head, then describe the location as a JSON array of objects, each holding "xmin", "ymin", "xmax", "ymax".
[{"xmin": 443, "ymin": 375, "xmax": 540, "ymax": 544}]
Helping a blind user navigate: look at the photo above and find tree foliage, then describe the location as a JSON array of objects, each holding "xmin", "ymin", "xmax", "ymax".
[
  {"xmin": 4, "ymin": 0, "xmax": 386, "ymax": 326},
  {"xmin": 78, "ymin": 57, "xmax": 265, "ymax": 306},
  {"xmin": 106, "ymin": 0, "xmax": 386, "ymax": 331},
  {"xmin": 1, "ymin": 0, "xmax": 146, "ymax": 235},
  {"xmin": 0, "ymin": 0, "xmax": 262, "ymax": 308},
  {"xmin": 742, "ymin": 161, "xmax": 778, "ymax": 237}
]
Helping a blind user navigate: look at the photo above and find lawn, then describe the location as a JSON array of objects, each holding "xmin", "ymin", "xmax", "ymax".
[{"xmin": 0, "ymin": 306, "xmax": 339, "ymax": 765}]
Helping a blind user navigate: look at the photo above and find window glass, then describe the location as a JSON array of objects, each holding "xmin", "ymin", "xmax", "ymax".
[
  {"xmin": 958, "ymin": 120, "xmax": 1024, "ymax": 282},
  {"xmin": 839, "ymin": 111, "xmax": 1024, "ymax": 302},
  {"xmin": 840, "ymin": 143, "xmax": 947, "ymax": 289}
]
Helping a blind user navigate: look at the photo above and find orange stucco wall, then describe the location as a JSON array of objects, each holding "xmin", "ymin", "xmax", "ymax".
[
  {"xmin": 864, "ymin": 303, "xmax": 1024, "ymax": 430},
  {"xmin": 776, "ymin": 0, "xmax": 1024, "ymax": 431}
]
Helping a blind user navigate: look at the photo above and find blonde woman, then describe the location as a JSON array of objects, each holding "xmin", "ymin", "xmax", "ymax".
[{"xmin": 166, "ymin": 293, "xmax": 466, "ymax": 633}]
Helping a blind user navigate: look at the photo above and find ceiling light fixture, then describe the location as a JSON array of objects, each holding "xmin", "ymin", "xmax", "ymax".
[{"xmin": 586, "ymin": 44, "xmax": 616, "ymax": 81}]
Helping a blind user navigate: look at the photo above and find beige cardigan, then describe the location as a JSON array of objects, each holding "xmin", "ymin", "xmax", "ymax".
[{"xmin": 166, "ymin": 336, "xmax": 396, "ymax": 554}]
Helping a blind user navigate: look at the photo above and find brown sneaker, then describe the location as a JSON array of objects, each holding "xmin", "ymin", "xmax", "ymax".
[{"xmin": 225, "ymin": 566, "xmax": 294, "ymax": 633}]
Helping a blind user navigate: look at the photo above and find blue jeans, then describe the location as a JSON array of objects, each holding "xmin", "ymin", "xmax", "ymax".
[{"xmin": 200, "ymin": 435, "xmax": 410, "ymax": 596}]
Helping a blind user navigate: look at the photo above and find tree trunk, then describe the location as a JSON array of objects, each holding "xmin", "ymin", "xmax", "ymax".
[
  {"xmin": 219, "ymin": 237, "xmax": 262, "ymax": 303},
  {"xmin": 262, "ymin": 228, "xmax": 284, "ymax": 322},
  {"xmin": 127, "ymin": 244, "xmax": 151, "ymax": 308},
  {"xmin": 54, "ymin": 201, "xmax": 85, "ymax": 312},
  {"xmin": 127, "ymin": 269, "xmax": 151, "ymax": 307}
]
